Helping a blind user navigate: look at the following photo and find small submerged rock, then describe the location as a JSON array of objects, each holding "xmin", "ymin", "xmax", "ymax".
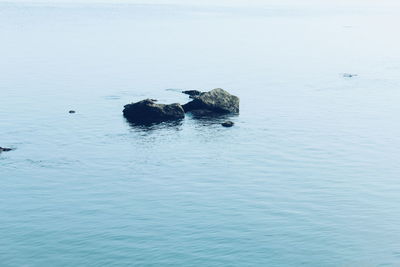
[
  {"xmin": 123, "ymin": 99, "xmax": 185, "ymax": 124},
  {"xmin": 343, "ymin": 73, "xmax": 358, "ymax": 78},
  {"xmin": 0, "ymin": 147, "xmax": 13, "ymax": 152},
  {"xmin": 221, "ymin": 121, "xmax": 234, "ymax": 127},
  {"xmin": 182, "ymin": 88, "xmax": 239, "ymax": 114}
]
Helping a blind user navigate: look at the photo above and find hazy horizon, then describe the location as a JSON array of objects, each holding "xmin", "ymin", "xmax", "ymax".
[{"xmin": 2, "ymin": 0, "xmax": 400, "ymax": 6}]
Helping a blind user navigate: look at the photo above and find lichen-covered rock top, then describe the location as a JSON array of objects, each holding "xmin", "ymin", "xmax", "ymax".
[{"xmin": 182, "ymin": 88, "xmax": 239, "ymax": 114}]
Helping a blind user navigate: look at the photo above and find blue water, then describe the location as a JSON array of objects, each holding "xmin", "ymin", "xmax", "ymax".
[{"xmin": 1, "ymin": 2, "xmax": 400, "ymax": 266}]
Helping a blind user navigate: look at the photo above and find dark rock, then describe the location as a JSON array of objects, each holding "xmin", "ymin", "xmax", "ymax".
[
  {"xmin": 123, "ymin": 99, "xmax": 185, "ymax": 124},
  {"xmin": 221, "ymin": 121, "xmax": 234, "ymax": 127},
  {"xmin": 0, "ymin": 147, "xmax": 13, "ymax": 152},
  {"xmin": 182, "ymin": 88, "xmax": 239, "ymax": 114},
  {"xmin": 69, "ymin": 110, "xmax": 76, "ymax": 114},
  {"xmin": 182, "ymin": 90, "xmax": 202, "ymax": 96}
]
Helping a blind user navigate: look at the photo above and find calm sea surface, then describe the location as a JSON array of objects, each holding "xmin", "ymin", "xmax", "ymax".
[{"xmin": 1, "ymin": 2, "xmax": 400, "ymax": 266}]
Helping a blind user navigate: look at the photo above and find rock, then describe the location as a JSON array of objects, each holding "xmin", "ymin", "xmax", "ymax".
[
  {"xmin": 182, "ymin": 88, "xmax": 239, "ymax": 114},
  {"xmin": 221, "ymin": 121, "xmax": 234, "ymax": 127},
  {"xmin": 182, "ymin": 90, "xmax": 202, "ymax": 96},
  {"xmin": 123, "ymin": 99, "xmax": 185, "ymax": 124},
  {"xmin": 0, "ymin": 147, "xmax": 12, "ymax": 152},
  {"xmin": 69, "ymin": 110, "xmax": 76, "ymax": 114}
]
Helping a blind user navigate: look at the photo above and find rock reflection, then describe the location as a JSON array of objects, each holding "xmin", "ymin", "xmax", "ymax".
[
  {"xmin": 187, "ymin": 112, "xmax": 238, "ymax": 127},
  {"xmin": 126, "ymin": 118, "xmax": 184, "ymax": 133}
]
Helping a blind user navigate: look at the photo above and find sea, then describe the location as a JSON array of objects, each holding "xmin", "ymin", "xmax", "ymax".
[{"xmin": 1, "ymin": 1, "xmax": 400, "ymax": 266}]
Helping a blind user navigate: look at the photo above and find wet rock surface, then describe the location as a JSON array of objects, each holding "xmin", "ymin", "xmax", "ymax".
[{"xmin": 123, "ymin": 99, "xmax": 185, "ymax": 124}]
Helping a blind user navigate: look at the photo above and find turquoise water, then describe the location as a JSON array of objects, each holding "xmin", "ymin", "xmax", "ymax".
[{"xmin": 1, "ymin": 2, "xmax": 400, "ymax": 266}]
